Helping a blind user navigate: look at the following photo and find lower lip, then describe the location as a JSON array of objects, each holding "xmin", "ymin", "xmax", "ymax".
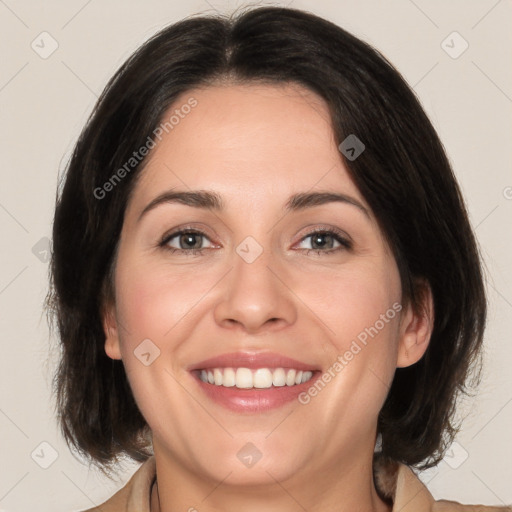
[{"xmin": 191, "ymin": 371, "xmax": 320, "ymax": 413}]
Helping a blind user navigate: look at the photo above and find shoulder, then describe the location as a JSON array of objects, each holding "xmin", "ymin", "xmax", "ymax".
[
  {"xmin": 77, "ymin": 457, "xmax": 156, "ymax": 512},
  {"xmin": 373, "ymin": 453, "xmax": 511, "ymax": 512},
  {"xmin": 433, "ymin": 500, "xmax": 512, "ymax": 511}
]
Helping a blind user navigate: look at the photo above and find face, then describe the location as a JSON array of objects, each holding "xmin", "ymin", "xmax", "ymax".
[{"xmin": 104, "ymin": 82, "xmax": 427, "ymax": 487}]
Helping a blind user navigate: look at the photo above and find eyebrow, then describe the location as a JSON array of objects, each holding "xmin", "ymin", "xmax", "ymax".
[{"xmin": 137, "ymin": 189, "xmax": 369, "ymax": 222}]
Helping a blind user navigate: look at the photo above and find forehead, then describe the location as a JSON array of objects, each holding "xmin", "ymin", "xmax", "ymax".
[{"xmin": 129, "ymin": 82, "xmax": 367, "ymax": 212}]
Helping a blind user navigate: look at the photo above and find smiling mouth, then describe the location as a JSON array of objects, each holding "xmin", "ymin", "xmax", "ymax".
[
  {"xmin": 196, "ymin": 367, "xmax": 315, "ymax": 389},
  {"xmin": 188, "ymin": 351, "xmax": 321, "ymax": 412}
]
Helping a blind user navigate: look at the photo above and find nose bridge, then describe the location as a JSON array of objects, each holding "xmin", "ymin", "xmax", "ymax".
[{"xmin": 213, "ymin": 236, "xmax": 296, "ymax": 332}]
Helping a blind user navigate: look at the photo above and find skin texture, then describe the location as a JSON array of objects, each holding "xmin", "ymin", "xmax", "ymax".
[{"xmin": 103, "ymin": 83, "xmax": 433, "ymax": 512}]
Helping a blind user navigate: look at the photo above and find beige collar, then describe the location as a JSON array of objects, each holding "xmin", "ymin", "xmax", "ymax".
[
  {"xmin": 393, "ymin": 465, "xmax": 436, "ymax": 510},
  {"xmin": 373, "ymin": 453, "xmax": 435, "ymax": 511}
]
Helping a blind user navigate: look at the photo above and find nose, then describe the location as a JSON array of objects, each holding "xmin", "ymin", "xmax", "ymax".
[{"xmin": 213, "ymin": 245, "xmax": 297, "ymax": 334}]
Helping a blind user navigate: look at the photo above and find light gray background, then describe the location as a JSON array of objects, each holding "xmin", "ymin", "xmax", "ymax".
[{"xmin": 0, "ymin": 0, "xmax": 511, "ymax": 510}]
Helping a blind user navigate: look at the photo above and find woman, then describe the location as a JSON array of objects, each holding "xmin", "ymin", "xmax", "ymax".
[{"xmin": 47, "ymin": 6, "xmax": 511, "ymax": 512}]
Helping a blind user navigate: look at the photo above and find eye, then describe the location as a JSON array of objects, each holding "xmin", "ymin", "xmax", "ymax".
[
  {"xmin": 158, "ymin": 226, "xmax": 352, "ymax": 257},
  {"xmin": 295, "ymin": 228, "xmax": 352, "ymax": 255},
  {"xmin": 160, "ymin": 229, "xmax": 214, "ymax": 255}
]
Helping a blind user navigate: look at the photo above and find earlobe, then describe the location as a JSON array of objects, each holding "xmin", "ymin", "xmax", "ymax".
[
  {"xmin": 396, "ymin": 282, "xmax": 434, "ymax": 368},
  {"xmin": 102, "ymin": 304, "xmax": 122, "ymax": 360}
]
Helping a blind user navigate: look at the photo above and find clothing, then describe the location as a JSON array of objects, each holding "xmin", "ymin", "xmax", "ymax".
[{"xmin": 79, "ymin": 454, "xmax": 511, "ymax": 512}]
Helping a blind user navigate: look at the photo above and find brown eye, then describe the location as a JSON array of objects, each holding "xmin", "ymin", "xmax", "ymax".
[
  {"xmin": 309, "ymin": 232, "xmax": 337, "ymax": 250},
  {"xmin": 160, "ymin": 229, "xmax": 214, "ymax": 254},
  {"xmin": 176, "ymin": 232, "xmax": 204, "ymax": 250},
  {"xmin": 296, "ymin": 229, "xmax": 351, "ymax": 255}
]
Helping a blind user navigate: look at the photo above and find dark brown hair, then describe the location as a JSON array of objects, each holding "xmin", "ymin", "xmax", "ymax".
[{"xmin": 47, "ymin": 5, "xmax": 486, "ymax": 473}]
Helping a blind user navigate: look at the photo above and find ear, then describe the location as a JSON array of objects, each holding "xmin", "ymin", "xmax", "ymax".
[
  {"xmin": 102, "ymin": 302, "xmax": 122, "ymax": 360},
  {"xmin": 396, "ymin": 280, "xmax": 434, "ymax": 368}
]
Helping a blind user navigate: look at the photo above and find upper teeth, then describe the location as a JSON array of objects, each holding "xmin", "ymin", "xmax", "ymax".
[{"xmin": 199, "ymin": 368, "xmax": 314, "ymax": 389}]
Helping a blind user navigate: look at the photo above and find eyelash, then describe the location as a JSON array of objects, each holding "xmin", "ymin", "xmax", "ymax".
[{"xmin": 158, "ymin": 226, "xmax": 352, "ymax": 257}]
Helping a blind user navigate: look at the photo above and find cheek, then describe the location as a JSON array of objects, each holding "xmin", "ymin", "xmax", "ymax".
[
  {"xmin": 111, "ymin": 259, "xmax": 213, "ymax": 436},
  {"xmin": 115, "ymin": 258, "xmax": 219, "ymax": 344},
  {"xmin": 294, "ymin": 260, "xmax": 402, "ymax": 420},
  {"xmin": 300, "ymin": 259, "xmax": 402, "ymax": 351}
]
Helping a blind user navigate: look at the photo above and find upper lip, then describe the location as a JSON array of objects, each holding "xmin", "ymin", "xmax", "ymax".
[{"xmin": 188, "ymin": 351, "xmax": 320, "ymax": 371}]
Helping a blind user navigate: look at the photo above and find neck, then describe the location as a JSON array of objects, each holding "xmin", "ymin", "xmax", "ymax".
[{"xmin": 150, "ymin": 447, "xmax": 391, "ymax": 512}]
